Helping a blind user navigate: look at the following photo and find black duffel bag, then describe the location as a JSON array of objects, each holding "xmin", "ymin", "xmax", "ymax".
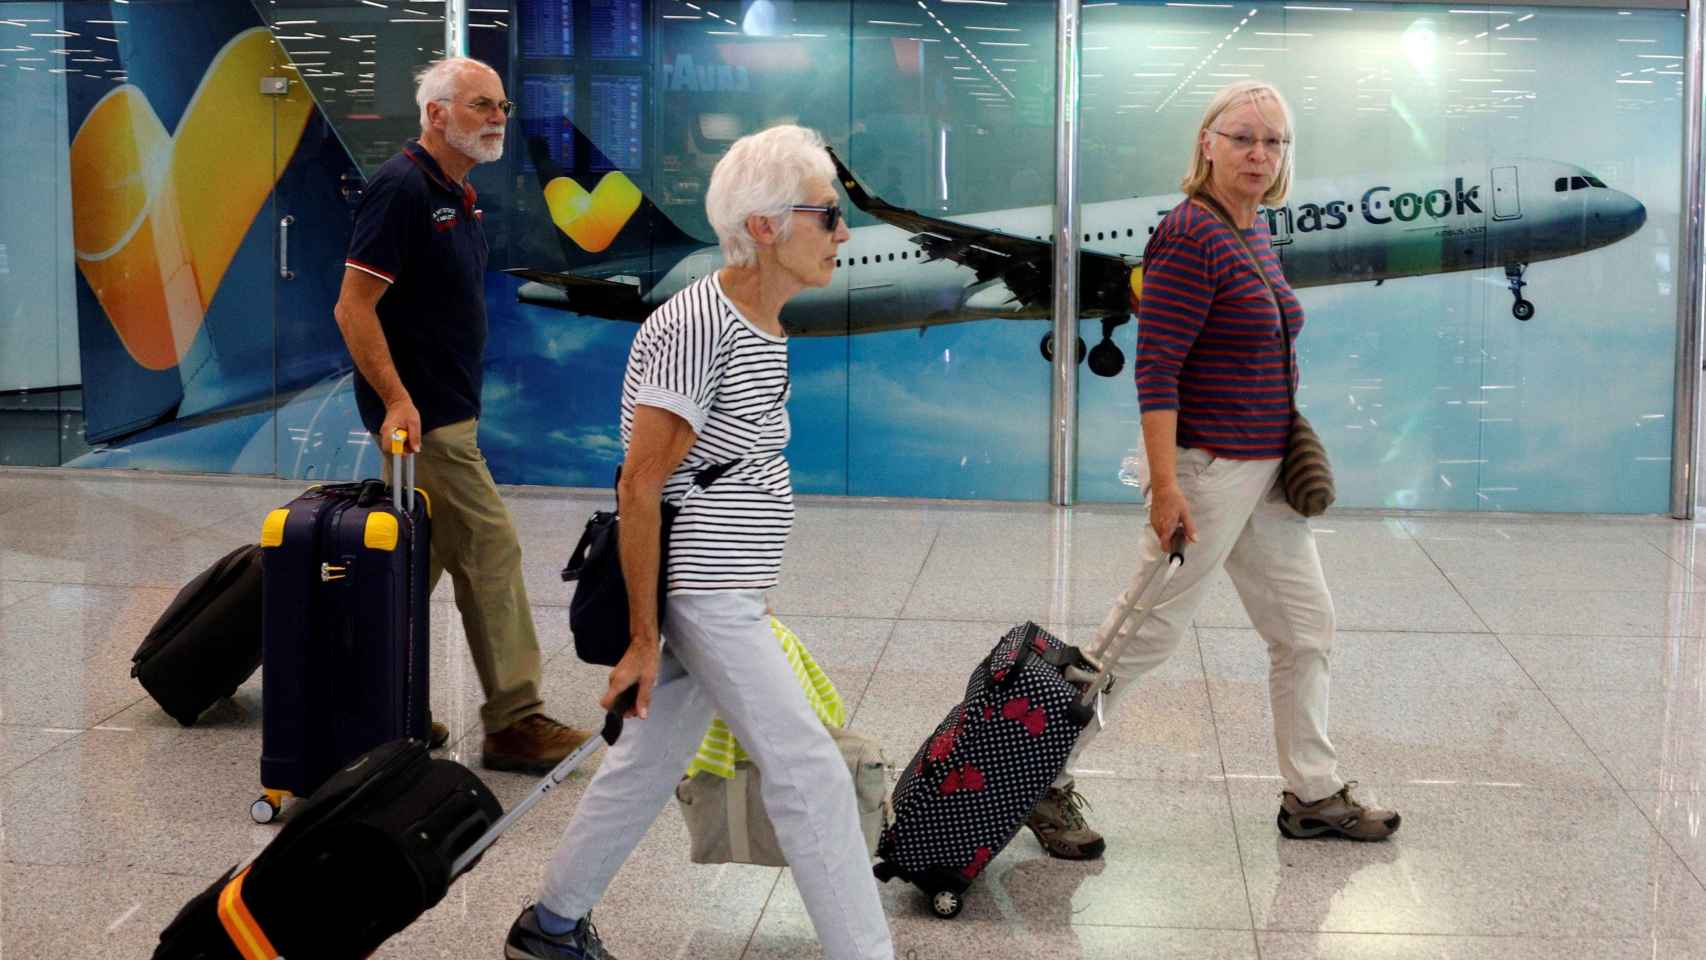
[
  {"xmin": 562, "ymin": 462, "xmax": 738, "ymax": 666},
  {"xmin": 152, "ymin": 738, "xmax": 501, "ymax": 960},
  {"xmin": 131, "ymin": 543, "xmax": 264, "ymax": 726}
]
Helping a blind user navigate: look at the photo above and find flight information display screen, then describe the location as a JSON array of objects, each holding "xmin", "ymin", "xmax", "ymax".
[
  {"xmin": 589, "ymin": 74, "xmax": 643, "ymax": 171},
  {"xmin": 520, "ymin": 74, "xmax": 574, "ymax": 172},
  {"xmin": 588, "ymin": 0, "xmax": 643, "ymax": 59},
  {"xmin": 521, "ymin": 0, "xmax": 573, "ymax": 58}
]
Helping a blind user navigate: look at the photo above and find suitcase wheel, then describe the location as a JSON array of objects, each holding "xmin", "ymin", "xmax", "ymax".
[
  {"xmin": 249, "ymin": 789, "xmax": 288, "ymax": 825},
  {"xmin": 928, "ymin": 888, "xmax": 964, "ymax": 919}
]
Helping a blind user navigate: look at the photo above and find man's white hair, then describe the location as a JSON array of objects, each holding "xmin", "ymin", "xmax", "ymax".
[
  {"xmin": 415, "ymin": 57, "xmax": 495, "ymax": 132},
  {"xmin": 705, "ymin": 124, "xmax": 834, "ymax": 267}
]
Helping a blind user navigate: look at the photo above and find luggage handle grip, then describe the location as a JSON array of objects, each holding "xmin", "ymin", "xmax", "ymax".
[
  {"xmin": 1072, "ymin": 534, "xmax": 1187, "ymax": 717},
  {"xmin": 448, "ymin": 685, "xmax": 640, "ymax": 879},
  {"xmin": 390, "ymin": 429, "xmax": 415, "ymax": 513}
]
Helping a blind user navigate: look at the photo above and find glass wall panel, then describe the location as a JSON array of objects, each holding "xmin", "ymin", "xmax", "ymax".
[
  {"xmin": 0, "ymin": 2, "xmax": 84, "ymax": 466},
  {"xmin": 3, "ymin": 0, "xmax": 306, "ymax": 475},
  {"xmin": 470, "ymin": 0, "xmax": 1057, "ymax": 497},
  {"xmin": 1075, "ymin": 2, "xmax": 1683, "ymax": 513},
  {"xmin": 0, "ymin": 0, "xmax": 1685, "ymax": 515},
  {"xmin": 256, "ymin": 2, "xmax": 445, "ymax": 481},
  {"xmin": 841, "ymin": 0, "xmax": 1058, "ymax": 499}
]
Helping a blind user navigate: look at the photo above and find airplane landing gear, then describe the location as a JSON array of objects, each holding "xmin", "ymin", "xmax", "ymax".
[
  {"xmin": 1088, "ymin": 340, "xmax": 1125, "ymax": 378},
  {"xmin": 1087, "ymin": 316, "xmax": 1127, "ymax": 377},
  {"xmin": 1040, "ymin": 332, "xmax": 1087, "ymax": 364},
  {"xmin": 1505, "ymin": 263, "xmax": 1534, "ymax": 321}
]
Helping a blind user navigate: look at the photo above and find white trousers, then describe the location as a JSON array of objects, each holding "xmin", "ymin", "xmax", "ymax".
[
  {"xmin": 537, "ymin": 589, "xmax": 894, "ymax": 960},
  {"xmin": 1059, "ymin": 448, "xmax": 1344, "ymax": 803}
]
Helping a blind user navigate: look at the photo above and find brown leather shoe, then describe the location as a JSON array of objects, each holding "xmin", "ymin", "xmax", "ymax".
[
  {"xmin": 428, "ymin": 721, "xmax": 450, "ymax": 750},
  {"xmin": 482, "ymin": 714, "xmax": 594, "ymax": 774}
]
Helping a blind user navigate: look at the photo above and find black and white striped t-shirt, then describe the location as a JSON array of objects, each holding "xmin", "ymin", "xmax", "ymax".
[{"xmin": 620, "ymin": 274, "xmax": 793, "ymax": 594}]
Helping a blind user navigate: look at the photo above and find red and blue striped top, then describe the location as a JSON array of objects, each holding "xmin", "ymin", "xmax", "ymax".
[{"xmin": 1135, "ymin": 199, "xmax": 1303, "ymax": 460}]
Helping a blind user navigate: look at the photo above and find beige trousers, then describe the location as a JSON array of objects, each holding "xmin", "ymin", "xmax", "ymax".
[
  {"xmin": 1063, "ymin": 447, "xmax": 1344, "ymax": 803},
  {"xmin": 385, "ymin": 418, "xmax": 543, "ymax": 733}
]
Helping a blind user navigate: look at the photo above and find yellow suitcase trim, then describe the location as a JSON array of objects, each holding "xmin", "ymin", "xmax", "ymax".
[
  {"xmin": 415, "ymin": 486, "xmax": 432, "ymax": 518},
  {"xmin": 364, "ymin": 511, "xmax": 399, "ymax": 551},
  {"xmin": 259, "ymin": 508, "xmax": 289, "ymax": 548},
  {"xmin": 216, "ymin": 866, "xmax": 280, "ymax": 960}
]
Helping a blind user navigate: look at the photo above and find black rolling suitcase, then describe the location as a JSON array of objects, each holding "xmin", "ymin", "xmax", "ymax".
[
  {"xmin": 150, "ymin": 694, "xmax": 636, "ymax": 960},
  {"xmin": 875, "ymin": 537, "xmax": 1185, "ymax": 918},
  {"xmin": 131, "ymin": 544, "xmax": 264, "ymax": 726},
  {"xmin": 251, "ymin": 432, "xmax": 431, "ymax": 823}
]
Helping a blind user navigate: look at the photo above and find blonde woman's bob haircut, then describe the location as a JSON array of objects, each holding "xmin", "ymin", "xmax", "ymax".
[
  {"xmin": 1180, "ymin": 80, "xmax": 1296, "ymax": 207},
  {"xmin": 705, "ymin": 124, "xmax": 835, "ymax": 267}
]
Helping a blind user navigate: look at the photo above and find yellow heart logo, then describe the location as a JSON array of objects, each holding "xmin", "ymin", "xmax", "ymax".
[
  {"xmin": 69, "ymin": 28, "xmax": 312, "ymax": 371},
  {"xmin": 542, "ymin": 171, "xmax": 642, "ymax": 254}
]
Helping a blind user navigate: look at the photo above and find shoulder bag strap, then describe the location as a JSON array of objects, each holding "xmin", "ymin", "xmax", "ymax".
[{"xmin": 1190, "ymin": 192, "xmax": 1297, "ymax": 411}]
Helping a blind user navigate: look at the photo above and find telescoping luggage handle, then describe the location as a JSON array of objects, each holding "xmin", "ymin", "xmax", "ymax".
[
  {"xmin": 1069, "ymin": 531, "xmax": 1186, "ymax": 725},
  {"xmin": 390, "ymin": 429, "xmax": 415, "ymax": 513},
  {"xmin": 449, "ymin": 684, "xmax": 640, "ymax": 878}
]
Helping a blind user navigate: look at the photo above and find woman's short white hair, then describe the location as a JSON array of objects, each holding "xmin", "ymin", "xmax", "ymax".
[
  {"xmin": 705, "ymin": 124, "xmax": 835, "ymax": 267},
  {"xmin": 414, "ymin": 57, "xmax": 493, "ymax": 132}
]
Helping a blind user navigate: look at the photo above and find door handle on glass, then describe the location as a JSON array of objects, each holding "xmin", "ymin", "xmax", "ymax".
[{"xmin": 279, "ymin": 215, "xmax": 295, "ymax": 280}]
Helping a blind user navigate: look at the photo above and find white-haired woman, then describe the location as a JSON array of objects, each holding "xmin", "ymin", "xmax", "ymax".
[
  {"xmin": 1022, "ymin": 81, "xmax": 1400, "ymax": 861},
  {"xmin": 505, "ymin": 126, "xmax": 891, "ymax": 960}
]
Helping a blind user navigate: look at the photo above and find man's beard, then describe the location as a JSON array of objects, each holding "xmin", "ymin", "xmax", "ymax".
[{"xmin": 447, "ymin": 123, "xmax": 504, "ymax": 163}]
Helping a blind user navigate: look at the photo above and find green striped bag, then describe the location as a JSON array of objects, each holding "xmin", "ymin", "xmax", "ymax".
[{"xmin": 685, "ymin": 617, "xmax": 848, "ymax": 779}]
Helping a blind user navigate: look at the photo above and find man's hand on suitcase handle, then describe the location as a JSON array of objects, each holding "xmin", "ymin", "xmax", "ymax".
[{"xmin": 381, "ymin": 400, "xmax": 422, "ymax": 454}]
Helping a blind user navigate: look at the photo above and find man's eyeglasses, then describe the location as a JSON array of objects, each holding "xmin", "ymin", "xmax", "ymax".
[
  {"xmin": 790, "ymin": 203, "xmax": 843, "ymax": 232},
  {"xmin": 438, "ymin": 97, "xmax": 515, "ymax": 118},
  {"xmin": 1211, "ymin": 129, "xmax": 1291, "ymax": 154}
]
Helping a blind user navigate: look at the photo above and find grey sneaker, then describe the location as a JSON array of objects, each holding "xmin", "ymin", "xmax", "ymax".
[
  {"xmin": 1025, "ymin": 782, "xmax": 1106, "ymax": 860},
  {"xmin": 504, "ymin": 905, "xmax": 615, "ymax": 960},
  {"xmin": 1277, "ymin": 782, "xmax": 1401, "ymax": 841}
]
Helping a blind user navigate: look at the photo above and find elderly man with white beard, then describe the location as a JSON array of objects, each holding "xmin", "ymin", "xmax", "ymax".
[{"xmin": 333, "ymin": 57, "xmax": 596, "ymax": 773}]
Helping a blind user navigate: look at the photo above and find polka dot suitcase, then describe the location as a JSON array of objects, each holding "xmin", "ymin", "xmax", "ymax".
[{"xmin": 874, "ymin": 538, "xmax": 1185, "ymax": 918}]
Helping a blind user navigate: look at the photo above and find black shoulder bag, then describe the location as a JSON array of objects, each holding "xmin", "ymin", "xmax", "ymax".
[
  {"xmin": 1192, "ymin": 193, "xmax": 1336, "ymax": 517},
  {"xmin": 561, "ymin": 462, "xmax": 740, "ymax": 666}
]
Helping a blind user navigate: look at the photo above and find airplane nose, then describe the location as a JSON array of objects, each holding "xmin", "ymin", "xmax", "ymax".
[{"xmin": 1591, "ymin": 191, "xmax": 1646, "ymax": 244}]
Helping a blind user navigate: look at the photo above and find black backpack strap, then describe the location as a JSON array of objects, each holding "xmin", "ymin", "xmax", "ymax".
[{"xmin": 692, "ymin": 460, "xmax": 740, "ymax": 490}]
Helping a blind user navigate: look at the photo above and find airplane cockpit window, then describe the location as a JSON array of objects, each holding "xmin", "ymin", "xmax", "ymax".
[
  {"xmin": 1555, "ymin": 177, "xmax": 1568, "ymax": 192},
  {"xmin": 1587, "ymin": 176, "xmax": 1608, "ymax": 188},
  {"xmin": 1570, "ymin": 176, "xmax": 1590, "ymax": 190}
]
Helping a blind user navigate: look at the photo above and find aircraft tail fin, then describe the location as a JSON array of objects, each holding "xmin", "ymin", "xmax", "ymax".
[{"xmin": 523, "ymin": 133, "xmax": 703, "ymax": 271}]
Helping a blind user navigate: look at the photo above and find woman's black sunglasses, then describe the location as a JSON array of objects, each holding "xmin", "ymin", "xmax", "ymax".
[{"xmin": 790, "ymin": 203, "xmax": 843, "ymax": 232}]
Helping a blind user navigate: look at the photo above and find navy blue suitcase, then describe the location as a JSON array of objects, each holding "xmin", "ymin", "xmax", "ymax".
[{"xmin": 252, "ymin": 436, "xmax": 431, "ymax": 824}]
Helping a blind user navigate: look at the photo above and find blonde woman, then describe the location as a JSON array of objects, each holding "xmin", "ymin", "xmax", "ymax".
[{"xmin": 1024, "ymin": 81, "xmax": 1400, "ymax": 859}]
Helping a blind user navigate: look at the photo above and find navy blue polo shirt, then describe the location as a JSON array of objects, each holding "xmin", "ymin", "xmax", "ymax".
[{"xmin": 345, "ymin": 140, "xmax": 489, "ymax": 436}]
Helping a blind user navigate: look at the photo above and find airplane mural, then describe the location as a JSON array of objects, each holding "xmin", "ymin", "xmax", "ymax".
[{"xmin": 513, "ymin": 147, "xmax": 1648, "ymax": 378}]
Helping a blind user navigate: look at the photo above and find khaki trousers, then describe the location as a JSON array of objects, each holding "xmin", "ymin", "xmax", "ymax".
[
  {"xmin": 385, "ymin": 418, "xmax": 543, "ymax": 733},
  {"xmin": 1062, "ymin": 447, "xmax": 1345, "ymax": 803}
]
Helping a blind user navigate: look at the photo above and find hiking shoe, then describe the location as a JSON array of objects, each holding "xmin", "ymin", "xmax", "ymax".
[
  {"xmin": 428, "ymin": 721, "xmax": 449, "ymax": 750},
  {"xmin": 1278, "ymin": 782, "xmax": 1401, "ymax": 841},
  {"xmin": 1025, "ymin": 782, "xmax": 1106, "ymax": 860},
  {"xmin": 504, "ymin": 905, "xmax": 615, "ymax": 960},
  {"xmin": 482, "ymin": 714, "xmax": 593, "ymax": 774}
]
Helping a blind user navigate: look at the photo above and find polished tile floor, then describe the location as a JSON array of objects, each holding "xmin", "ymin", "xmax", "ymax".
[{"xmin": 6, "ymin": 466, "xmax": 1706, "ymax": 958}]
